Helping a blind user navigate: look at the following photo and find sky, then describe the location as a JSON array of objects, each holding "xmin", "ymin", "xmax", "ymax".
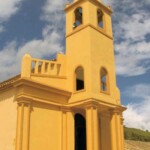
[{"xmin": 0, "ymin": 0, "xmax": 150, "ymax": 130}]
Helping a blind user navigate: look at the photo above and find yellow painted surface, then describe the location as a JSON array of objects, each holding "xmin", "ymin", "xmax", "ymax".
[
  {"xmin": 0, "ymin": 89, "xmax": 17, "ymax": 150},
  {"xmin": 29, "ymin": 103, "xmax": 61, "ymax": 150},
  {"xmin": 0, "ymin": 0, "xmax": 126, "ymax": 150}
]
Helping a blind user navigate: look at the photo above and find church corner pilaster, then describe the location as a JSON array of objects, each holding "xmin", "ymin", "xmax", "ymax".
[
  {"xmin": 15, "ymin": 99, "xmax": 32, "ymax": 150},
  {"xmin": 61, "ymin": 107, "xmax": 74, "ymax": 150},
  {"xmin": 109, "ymin": 108, "xmax": 124, "ymax": 150},
  {"xmin": 85, "ymin": 101, "xmax": 99, "ymax": 150}
]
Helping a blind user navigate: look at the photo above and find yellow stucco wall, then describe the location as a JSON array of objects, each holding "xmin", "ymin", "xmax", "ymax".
[
  {"xmin": 31, "ymin": 76, "xmax": 68, "ymax": 91},
  {"xmin": 0, "ymin": 89, "xmax": 17, "ymax": 150},
  {"xmin": 29, "ymin": 103, "xmax": 62, "ymax": 150}
]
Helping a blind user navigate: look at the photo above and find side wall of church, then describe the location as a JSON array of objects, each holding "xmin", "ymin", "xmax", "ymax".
[
  {"xmin": 0, "ymin": 88, "xmax": 17, "ymax": 150},
  {"xmin": 29, "ymin": 103, "xmax": 62, "ymax": 150}
]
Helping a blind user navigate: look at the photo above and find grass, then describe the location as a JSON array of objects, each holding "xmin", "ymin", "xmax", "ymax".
[{"xmin": 124, "ymin": 126, "xmax": 150, "ymax": 142}]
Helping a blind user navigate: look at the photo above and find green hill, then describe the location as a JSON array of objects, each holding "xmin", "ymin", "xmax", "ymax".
[{"xmin": 124, "ymin": 127, "xmax": 150, "ymax": 142}]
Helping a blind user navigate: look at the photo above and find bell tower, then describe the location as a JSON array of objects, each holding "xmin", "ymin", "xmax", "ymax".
[
  {"xmin": 64, "ymin": 1, "xmax": 126, "ymax": 149},
  {"xmin": 65, "ymin": 0, "xmax": 120, "ymax": 105}
]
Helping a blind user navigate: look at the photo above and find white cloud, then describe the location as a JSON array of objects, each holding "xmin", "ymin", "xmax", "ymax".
[
  {"xmin": 41, "ymin": 0, "xmax": 70, "ymax": 39},
  {"xmin": 115, "ymin": 40, "xmax": 150, "ymax": 76},
  {"xmin": 107, "ymin": 0, "xmax": 150, "ymax": 76},
  {"xmin": 42, "ymin": 0, "xmax": 66, "ymax": 14},
  {"xmin": 0, "ymin": 0, "xmax": 22, "ymax": 22},
  {"xmin": 0, "ymin": 0, "xmax": 23, "ymax": 36},
  {"xmin": 0, "ymin": 0, "xmax": 66, "ymax": 82},
  {"xmin": 0, "ymin": 29, "xmax": 64, "ymax": 82},
  {"xmin": 41, "ymin": 0, "xmax": 70, "ymax": 24},
  {"xmin": 0, "ymin": 41, "xmax": 18, "ymax": 81},
  {"xmin": 18, "ymin": 29, "xmax": 63, "ymax": 58},
  {"xmin": 123, "ymin": 84, "xmax": 150, "ymax": 130}
]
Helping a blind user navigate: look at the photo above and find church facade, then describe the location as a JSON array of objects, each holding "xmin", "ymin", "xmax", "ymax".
[{"xmin": 0, "ymin": 0, "xmax": 126, "ymax": 150}]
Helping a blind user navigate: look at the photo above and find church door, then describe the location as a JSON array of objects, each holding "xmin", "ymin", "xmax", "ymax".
[{"xmin": 75, "ymin": 114, "xmax": 86, "ymax": 150}]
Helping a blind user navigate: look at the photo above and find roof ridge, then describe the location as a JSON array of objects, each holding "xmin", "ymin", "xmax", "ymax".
[{"xmin": 0, "ymin": 75, "xmax": 20, "ymax": 89}]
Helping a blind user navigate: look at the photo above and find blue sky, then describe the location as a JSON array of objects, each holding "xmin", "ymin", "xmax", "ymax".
[{"xmin": 0, "ymin": 0, "xmax": 150, "ymax": 130}]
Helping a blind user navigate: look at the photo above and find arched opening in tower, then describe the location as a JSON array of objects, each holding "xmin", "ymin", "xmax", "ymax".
[
  {"xmin": 100, "ymin": 67, "xmax": 108, "ymax": 92},
  {"xmin": 75, "ymin": 113, "xmax": 86, "ymax": 150},
  {"xmin": 75, "ymin": 67, "xmax": 84, "ymax": 91},
  {"xmin": 73, "ymin": 7, "xmax": 83, "ymax": 28},
  {"xmin": 97, "ymin": 9, "xmax": 103, "ymax": 28}
]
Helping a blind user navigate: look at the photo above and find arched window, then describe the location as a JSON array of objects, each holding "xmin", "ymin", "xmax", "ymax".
[
  {"xmin": 75, "ymin": 114, "xmax": 86, "ymax": 150},
  {"xmin": 97, "ymin": 9, "xmax": 103, "ymax": 28},
  {"xmin": 75, "ymin": 67, "xmax": 84, "ymax": 91},
  {"xmin": 100, "ymin": 68, "xmax": 108, "ymax": 92},
  {"xmin": 73, "ymin": 7, "xmax": 83, "ymax": 28}
]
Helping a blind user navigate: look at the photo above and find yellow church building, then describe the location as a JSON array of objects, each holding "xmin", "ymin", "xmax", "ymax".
[{"xmin": 0, "ymin": 0, "xmax": 126, "ymax": 150}]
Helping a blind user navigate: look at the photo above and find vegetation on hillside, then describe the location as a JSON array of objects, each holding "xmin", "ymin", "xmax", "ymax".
[{"xmin": 124, "ymin": 127, "xmax": 150, "ymax": 142}]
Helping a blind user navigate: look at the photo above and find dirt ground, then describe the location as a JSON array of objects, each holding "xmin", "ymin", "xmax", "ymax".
[{"xmin": 125, "ymin": 140, "xmax": 150, "ymax": 150}]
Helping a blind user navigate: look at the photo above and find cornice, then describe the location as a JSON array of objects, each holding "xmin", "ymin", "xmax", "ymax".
[
  {"xmin": 14, "ymin": 78, "xmax": 72, "ymax": 98},
  {"xmin": 16, "ymin": 95, "xmax": 62, "ymax": 107},
  {"xmin": 14, "ymin": 78, "xmax": 72, "ymax": 105},
  {"xmin": 0, "ymin": 75, "xmax": 20, "ymax": 91},
  {"xmin": 109, "ymin": 105, "xmax": 127, "ymax": 113},
  {"xmin": 68, "ymin": 97, "xmax": 122, "ymax": 108},
  {"xmin": 66, "ymin": 24, "xmax": 113, "ymax": 40},
  {"xmin": 15, "ymin": 94, "xmax": 126, "ymax": 113},
  {"xmin": 89, "ymin": 0, "xmax": 113, "ymax": 14},
  {"xmin": 64, "ymin": 0, "xmax": 112, "ymax": 15}
]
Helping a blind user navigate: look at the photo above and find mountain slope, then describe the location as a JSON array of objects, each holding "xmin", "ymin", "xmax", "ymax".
[{"xmin": 124, "ymin": 127, "xmax": 150, "ymax": 142}]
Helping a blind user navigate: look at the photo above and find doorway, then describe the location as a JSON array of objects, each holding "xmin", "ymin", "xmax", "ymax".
[{"xmin": 75, "ymin": 113, "xmax": 86, "ymax": 150}]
